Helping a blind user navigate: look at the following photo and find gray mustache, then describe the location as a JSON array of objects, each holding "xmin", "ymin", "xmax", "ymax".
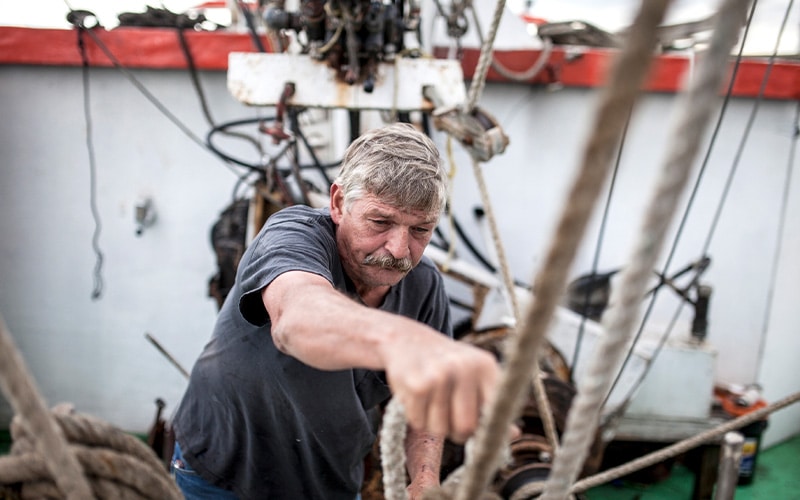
[{"xmin": 362, "ymin": 254, "xmax": 413, "ymax": 272}]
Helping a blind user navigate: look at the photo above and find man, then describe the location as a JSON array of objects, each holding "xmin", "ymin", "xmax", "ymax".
[{"xmin": 171, "ymin": 122, "xmax": 500, "ymax": 499}]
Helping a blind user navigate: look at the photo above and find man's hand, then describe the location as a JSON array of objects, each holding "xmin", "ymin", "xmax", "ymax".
[
  {"xmin": 383, "ymin": 334, "xmax": 500, "ymax": 444},
  {"xmin": 264, "ymin": 271, "xmax": 501, "ymax": 443}
]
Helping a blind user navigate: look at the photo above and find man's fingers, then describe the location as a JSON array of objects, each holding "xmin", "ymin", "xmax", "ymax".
[
  {"xmin": 387, "ymin": 339, "xmax": 502, "ymax": 442},
  {"xmin": 448, "ymin": 347, "xmax": 500, "ymax": 443},
  {"xmin": 426, "ymin": 373, "xmax": 453, "ymax": 437},
  {"xmin": 399, "ymin": 380, "xmax": 431, "ymax": 433},
  {"xmin": 449, "ymin": 374, "xmax": 480, "ymax": 443}
]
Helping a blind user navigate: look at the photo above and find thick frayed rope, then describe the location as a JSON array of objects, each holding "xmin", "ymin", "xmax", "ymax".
[
  {"xmin": 452, "ymin": 0, "xmax": 673, "ymax": 498},
  {"xmin": 539, "ymin": 0, "xmax": 752, "ymax": 497}
]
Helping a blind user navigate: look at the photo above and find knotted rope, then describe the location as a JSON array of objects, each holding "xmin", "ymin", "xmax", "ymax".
[
  {"xmin": 538, "ymin": 0, "xmax": 751, "ymax": 497},
  {"xmin": 0, "ymin": 313, "xmax": 182, "ymax": 499}
]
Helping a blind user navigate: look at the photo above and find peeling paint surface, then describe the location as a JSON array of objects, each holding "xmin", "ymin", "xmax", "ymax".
[{"xmin": 227, "ymin": 53, "xmax": 467, "ymax": 111}]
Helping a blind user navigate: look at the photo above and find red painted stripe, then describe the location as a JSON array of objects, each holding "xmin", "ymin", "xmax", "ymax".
[
  {"xmin": 446, "ymin": 46, "xmax": 800, "ymax": 100},
  {"xmin": 1, "ymin": 27, "xmax": 797, "ymax": 100},
  {"xmin": 0, "ymin": 26, "xmax": 273, "ymax": 71}
]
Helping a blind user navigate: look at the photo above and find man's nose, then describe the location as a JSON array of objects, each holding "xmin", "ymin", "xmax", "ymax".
[{"xmin": 385, "ymin": 227, "xmax": 411, "ymax": 258}]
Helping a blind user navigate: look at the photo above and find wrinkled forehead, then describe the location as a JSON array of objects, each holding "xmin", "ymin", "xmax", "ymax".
[{"xmin": 354, "ymin": 194, "xmax": 440, "ymax": 224}]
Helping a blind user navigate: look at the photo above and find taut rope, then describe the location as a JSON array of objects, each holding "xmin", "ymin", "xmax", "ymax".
[
  {"xmin": 460, "ymin": 0, "xmax": 562, "ymax": 460},
  {"xmin": 538, "ymin": 0, "xmax": 752, "ymax": 497},
  {"xmin": 452, "ymin": 0, "xmax": 673, "ymax": 498}
]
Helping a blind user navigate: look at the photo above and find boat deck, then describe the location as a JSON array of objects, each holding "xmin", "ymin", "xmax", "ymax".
[
  {"xmin": 2, "ymin": 429, "xmax": 797, "ymax": 498},
  {"xmin": 587, "ymin": 433, "xmax": 800, "ymax": 499}
]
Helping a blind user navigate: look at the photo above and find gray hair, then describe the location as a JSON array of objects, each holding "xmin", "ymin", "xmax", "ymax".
[{"xmin": 335, "ymin": 122, "xmax": 448, "ymax": 214}]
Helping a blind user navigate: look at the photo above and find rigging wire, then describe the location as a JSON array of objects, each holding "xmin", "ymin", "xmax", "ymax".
[
  {"xmin": 77, "ymin": 28, "xmax": 104, "ymax": 301},
  {"xmin": 539, "ymin": 0, "xmax": 754, "ymax": 495},
  {"xmin": 606, "ymin": 0, "xmax": 796, "ymax": 414},
  {"xmin": 755, "ymin": 101, "xmax": 799, "ymax": 377},
  {"xmin": 77, "ymin": 27, "xmax": 208, "ymax": 151},
  {"xmin": 570, "ymin": 104, "xmax": 632, "ymax": 382},
  {"xmin": 67, "ymin": 15, "xmax": 264, "ymax": 181},
  {"xmin": 602, "ymin": 0, "xmax": 761, "ymax": 407},
  {"xmin": 701, "ymin": 1, "xmax": 793, "ymax": 255}
]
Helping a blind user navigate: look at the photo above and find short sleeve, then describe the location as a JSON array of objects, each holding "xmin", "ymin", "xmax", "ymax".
[{"xmin": 237, "ymin": 207, "xmax": 339, "ymax": 326}]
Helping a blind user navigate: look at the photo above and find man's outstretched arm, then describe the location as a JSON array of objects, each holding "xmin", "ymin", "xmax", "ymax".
[{"xmin": 262, "ymin": 270, "xmax": 499, "ymax": 443}]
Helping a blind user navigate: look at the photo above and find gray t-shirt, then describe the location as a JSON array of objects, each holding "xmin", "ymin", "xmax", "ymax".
[{"xmin": 172, "ymin": 205, "xmax": 452, "ymax": 499}]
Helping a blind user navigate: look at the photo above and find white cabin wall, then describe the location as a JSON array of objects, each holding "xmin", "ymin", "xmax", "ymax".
[
  {"xmin": 755, "ymin": 134, "xmax": 800, "ymax": 448},
  {"xmin": 0, "ymin": 65, "xmax": 263, "ymax": 432},
  {"xmin": 1, "ymin": 61, "xmax": 798, "ymax": 448},
  {"xmin": 436, "ymin": 83, "xmax": 800, "ymax": 447}
]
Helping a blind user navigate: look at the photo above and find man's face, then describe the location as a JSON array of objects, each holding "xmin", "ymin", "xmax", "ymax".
[{"xmin": 330, "ymin": 184, "xmax": 438, "ymax": 291}]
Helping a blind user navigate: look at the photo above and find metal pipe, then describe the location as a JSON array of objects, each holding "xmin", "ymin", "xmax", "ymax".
[{"xmin": 714, "ymin": 431, "xmax": 744, "ymax": 500}]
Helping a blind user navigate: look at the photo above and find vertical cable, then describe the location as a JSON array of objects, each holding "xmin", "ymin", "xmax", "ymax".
[
  {"xmin": 602, "ymin": 0, "xmax": 761, "ymax": 404},
  {"xmin": 754, "ymin": 101, "xmax": 799, "ymax": 377},
  {"xmin": 571, "ymin": 105, "xmax": 632, "ymax": 381},
  {"xmin": 77, "ymin": 29, "xmax": 105, "ymax": 301}
]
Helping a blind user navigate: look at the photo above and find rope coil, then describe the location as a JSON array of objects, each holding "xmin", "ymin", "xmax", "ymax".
[{"xmin": 0, "ymin": 314, "xmax": 181, "ymax": 499}]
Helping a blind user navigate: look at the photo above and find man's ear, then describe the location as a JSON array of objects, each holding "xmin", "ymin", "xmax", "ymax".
[{"xmin": 330, "ymin": 183, "xmax": 344, "ymax": 224}]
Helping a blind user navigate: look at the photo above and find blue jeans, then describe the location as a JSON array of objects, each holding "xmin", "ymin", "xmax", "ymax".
[
  {"xmin": 171, "ymin": 442, "xmax": 362, "ymax": 499},
  {"xmin": 171, "ymin": 442, "xmax": 239, "ymax": 500}
]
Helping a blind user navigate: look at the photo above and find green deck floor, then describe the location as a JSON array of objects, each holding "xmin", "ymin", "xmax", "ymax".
[
  {"xmin": 586, "ymin": 434, "xmax": 800, "ymax": 499},
  {"xmin": 1, "ymin": 429, "xmax": 797, "ymax": 498}
]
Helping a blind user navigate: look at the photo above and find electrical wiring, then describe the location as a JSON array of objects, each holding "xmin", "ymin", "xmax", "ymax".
[
  {"xmin": 206, "ymin": 116, "xmax": 341, "ymax": 175},
  {"xmin": 235, "ymin": 0, "xmax": 268, "ymax": 53}
]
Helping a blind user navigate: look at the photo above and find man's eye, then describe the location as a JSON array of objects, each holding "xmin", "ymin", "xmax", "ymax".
[
  {"xmin": 370, "ymin": 219, "xmax": 389, "ymax": 226},
  {"xmin": 412, "ymin": 227, "xmax": 431, "ymax": 235}
]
